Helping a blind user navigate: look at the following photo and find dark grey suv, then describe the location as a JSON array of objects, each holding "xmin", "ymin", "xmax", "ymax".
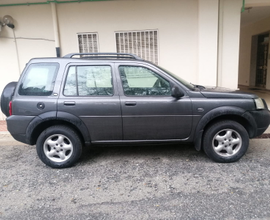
[{"xmin": 1, "ymin": 53, "xmax": 270, "ymax": 168}]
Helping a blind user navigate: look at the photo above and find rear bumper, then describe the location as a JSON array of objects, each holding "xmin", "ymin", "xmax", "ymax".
[
  {"xmin": 7, "ymin": 115, "xmax": 35, "ymax": 145},
  {"xmin": 11, "ymin": 133, "xmax": 31, "ymax": 145}
]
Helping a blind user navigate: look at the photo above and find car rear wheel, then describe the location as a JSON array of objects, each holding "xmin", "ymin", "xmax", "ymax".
[
  {"xmin": 203, "ymin": 120, "xmax": 249, "ymax": 163},
  {"xmin": 36, "ymin": 126, "xmax": 82, "ymax": 168}
]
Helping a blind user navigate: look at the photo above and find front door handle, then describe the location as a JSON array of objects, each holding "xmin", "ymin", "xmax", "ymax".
[
  {"xmin": 125, "ymin": 101, "xmax": 137, "ymax": 106},
  {"xmin": 64, "ymin": 101, "xmax": 76, "ymax": 106}
]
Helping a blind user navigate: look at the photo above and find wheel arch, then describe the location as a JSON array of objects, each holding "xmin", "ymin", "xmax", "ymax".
[
  {"xmin": 26, "ymin": 111, "xmax": 91, "ymax": 145},
  {"xmin": 194, "ymin": 106, "xmax": 256, "ymax": 151}
]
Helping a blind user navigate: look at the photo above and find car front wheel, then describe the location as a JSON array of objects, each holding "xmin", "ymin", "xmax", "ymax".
[
  {"xmin": 203, "ymin": 120, "xmax": 249, "ymax": 163},
  {"xmin": 36, "ymin": 126, "xmax": 82, "ymax": 168}
]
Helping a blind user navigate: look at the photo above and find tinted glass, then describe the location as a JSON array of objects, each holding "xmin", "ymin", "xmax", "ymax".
[
  {"xmin": 64, "ymin": 66, "xmax": 77, "ymax": 96},
  {"xmin": 64, "ymin": 65, "xmax": 113, "ymax": 96},
  {"xmin": 119, "ymin": 66, "xmax": 171, "ymax": 96},
  {"xmin": 19, "ymin": 63, "xmax": 59, "ymax": 96}
]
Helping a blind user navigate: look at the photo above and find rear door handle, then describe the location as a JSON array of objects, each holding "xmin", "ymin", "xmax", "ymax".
[
  {"xmin": 125, "ymin": 101, "xmax": 137, "ymax": 106},
  {"xmin": 64, "ymin": 101, "xmax": 76, "ymax": 106}
]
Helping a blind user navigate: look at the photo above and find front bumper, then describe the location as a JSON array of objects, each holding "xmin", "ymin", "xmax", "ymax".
[{"xmin": 249, "ymin": 108, "xmax": 270, "ymax": 137}]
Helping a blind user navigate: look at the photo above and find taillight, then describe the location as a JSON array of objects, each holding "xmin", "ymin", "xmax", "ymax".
[{"xmin": 9, "ymin": 101, "xmax": 12, "ymax": 116}]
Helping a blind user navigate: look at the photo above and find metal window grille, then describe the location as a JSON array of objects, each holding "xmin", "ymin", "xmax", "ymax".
[
  {"xmin": 115, "ymin": 30, "xmax": 159, "ymax": 64},
  {"xmin": 77, "ymin": 33, "xmax": 99, "ymax": 53}
]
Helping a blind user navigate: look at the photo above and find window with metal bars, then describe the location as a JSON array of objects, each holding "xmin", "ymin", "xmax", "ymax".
[
  {"xmin": 77, "ymin": 33, "xmax": 99, "ymax": 53},
  {"xmin": 115, "ymin": 30, "xmax": 158, "ymax": 64}
]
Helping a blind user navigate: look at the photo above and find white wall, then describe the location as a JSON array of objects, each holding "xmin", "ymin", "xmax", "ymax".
[
  {"xmin": 239, "ymin": 15, "xmax": 270, "ymax": 88},
  {"xmin": 0, "ymin": 4, "xmax": 56, "ymax": 120},
  {"xmin": 0, "ymin": 0, "xmax": 200, "ymax": 83},
  {"xmin": 57, "ymin": 0, "xmax": 198, "ymax": 83},
  {"xmin": 197, "ymin": 0, "xmax": 219, "ymax": 86},
  {"xmin": 217, "ymin": 0, "xmax": 242, "ymax": 89}
]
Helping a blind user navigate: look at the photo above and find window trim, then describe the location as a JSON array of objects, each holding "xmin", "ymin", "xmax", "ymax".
[
  {"xmin": 63, "ymin": 65, "xmax": 114, "ymax": 97},
  {"xmin": 18, "ymin": 62, "xmax": 59, "ymax": 96},
  {"xmin": 118, "ymin": 65, "xmax": 171, "ymax": 97}
]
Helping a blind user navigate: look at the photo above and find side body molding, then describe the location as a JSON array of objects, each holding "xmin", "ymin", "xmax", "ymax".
[{"xmin": 194, "ymin": 106, "xmax": 257, "ymax": 151}]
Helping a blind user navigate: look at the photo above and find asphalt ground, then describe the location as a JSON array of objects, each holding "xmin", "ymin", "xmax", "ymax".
[{"xmin": 0, "ymin": 136, "xmax": 270, "ymax": 219}]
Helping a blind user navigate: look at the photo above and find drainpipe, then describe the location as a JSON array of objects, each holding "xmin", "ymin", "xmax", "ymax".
[
  {"xmin": 241, "ymin": 0, "xmax": 245, "ymax": 13},
  {"xmin": 51, "ymin": 2, "xmax": 61, "ymax": 57}
]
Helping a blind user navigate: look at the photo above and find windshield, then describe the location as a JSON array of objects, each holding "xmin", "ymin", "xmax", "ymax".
[{"xmin": 154, "ymin": 65, "xmax": 195, "ymax": 90}]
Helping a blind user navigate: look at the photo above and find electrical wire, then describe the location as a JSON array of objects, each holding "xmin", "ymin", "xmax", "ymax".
[{"xmin": 0, "ymin": 36, "xmax": 55, "ymax": 42}]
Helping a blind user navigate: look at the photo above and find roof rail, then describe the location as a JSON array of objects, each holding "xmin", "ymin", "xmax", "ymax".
[{"xmin": 63, "ymin": 53, "xmax": 143, "ymax": 60}]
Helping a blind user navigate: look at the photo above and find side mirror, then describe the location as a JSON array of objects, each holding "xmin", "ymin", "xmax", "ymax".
[{"xmin": 171, "ymin": 86, "xmax": 184, "ymax": 99}]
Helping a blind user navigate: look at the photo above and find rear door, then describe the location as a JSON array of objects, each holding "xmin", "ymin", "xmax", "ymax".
[
  {"xmin": 116, "ymin": 63, "xmax": 193, "ymax": 140},
  {"xmin": 57, "ymin": 63, "xmax": 122, "ymax": 141}
]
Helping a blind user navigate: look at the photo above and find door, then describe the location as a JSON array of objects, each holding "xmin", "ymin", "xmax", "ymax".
[
  {"xmin": 256, "ymin": 33, "xmax": 269, "ymax": 88},
  {"xmin": 117, "ymin": 64, "xmax": 192, "ymax": 140},
  {"xmin": 58, "ymin": 64, "xmax": 122, "ymax": 141}
]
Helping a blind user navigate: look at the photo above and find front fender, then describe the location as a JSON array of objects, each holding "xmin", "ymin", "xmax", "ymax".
[{"xmin": 194, "ymin": 106, "xmax": 256, "ymax": 151}]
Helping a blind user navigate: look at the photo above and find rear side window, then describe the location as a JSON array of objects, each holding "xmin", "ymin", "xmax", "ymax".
[
  {"xmin": 64, "ymin": 65, "xmax": 113, "ymax": 96},
  {"xmin": 19, "ymin": 63, "xmax": 59, "ymax": 96}
]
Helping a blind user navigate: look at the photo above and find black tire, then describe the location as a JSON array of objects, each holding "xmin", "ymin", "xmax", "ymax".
[
  {"xmin": 203, "ymin": 120, "xmax": 249, "ymax": 163},
  {"xmin": 0, "ymin": 82, "xmax": 17, "ymax": 117},
  {"xmin": 36, "ymin": 126, "xmax": 83, "ymax": 168}
]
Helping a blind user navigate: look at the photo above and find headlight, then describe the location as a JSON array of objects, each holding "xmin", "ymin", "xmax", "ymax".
[{"xmin": 254, "ymin": 98, "xmax": 265, "ymax": 109}]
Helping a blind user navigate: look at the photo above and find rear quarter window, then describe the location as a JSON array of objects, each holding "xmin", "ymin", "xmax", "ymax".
[{"xmin": 18, "ymin": 63, "xmax": 59, "ymax": 96}]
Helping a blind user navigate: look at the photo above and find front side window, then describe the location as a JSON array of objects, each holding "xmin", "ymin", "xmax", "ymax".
[
  {"xmin": 64, "ymin": 65, "xmax": 113, "ymax": 96},
  {"xmin": 19, "ymin": 63, "xmax": 59, "ymax": 96},
  {"xmin": 119, "ymin": 66, "xmax": 171, "ymax": 96}
]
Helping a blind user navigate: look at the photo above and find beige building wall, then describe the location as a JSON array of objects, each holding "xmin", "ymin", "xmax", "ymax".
[
  {"xmin": 0, "ymin": 4, "xmax": 56, "ymax": 88},
  {"xmin": 0, "ymin": 0, "xmax": 199, "ymax": 85},
  {"xmin": 245, "ymin": 0, "xmax": 270, "ymax": 7},
  {"xmin": 239, "ymin": 15, "xmax": 270, "ymax": 88},
  {"xmin": 197, "ymin": 0, "xmax": 219, "ymax": 86},
  {"xmin": 0, "ymin": 4, "xmax": 56, "ymax": 119},
  {"xmin": 57, "ymin": 0, "xmax": 198, "ymax": 82}
]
